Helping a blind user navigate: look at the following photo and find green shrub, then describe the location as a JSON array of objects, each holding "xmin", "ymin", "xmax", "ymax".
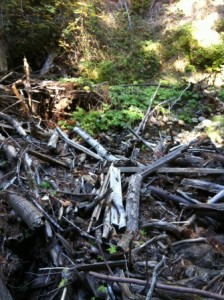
[
  {"xmin": 190, "ymin": 43, "xmax": 224, "ymax": 71},
  {"xmin": 162, "ymin": 24, "xmax": 197, "ymax": 60}
]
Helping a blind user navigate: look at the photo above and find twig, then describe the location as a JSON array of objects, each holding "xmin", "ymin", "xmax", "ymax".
[
  {"xmin": 146, "ymin": 255, "xmax": 166, "ymax": 300},
  {"xmin": 56, "ymin": 126, "xmax": 103, "ymax": 161},
  {"xmin": 135, "ymin": 82, "xmax": 161, "ymax": 135},
  {"xmin": 89, "ymin": 272, "xmax": 224, "ymax": 300},
  {"xmin": 62, "ymin": 216, "xmax": 95, "ymax": 241}
]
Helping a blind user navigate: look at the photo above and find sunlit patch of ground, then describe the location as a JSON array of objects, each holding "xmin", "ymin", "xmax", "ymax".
[{"xmin": 172, "ymin": 0, "xmax": 222, "ymax": 46}]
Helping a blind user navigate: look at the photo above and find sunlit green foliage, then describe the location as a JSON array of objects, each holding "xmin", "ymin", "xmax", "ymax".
[
  {"xmin": 162, "ymin": 24, "xmax": 224, "ymax": 73},
  {"xmin": 162, "ymin": 24, "xmax": 198, "ymax": 60}
]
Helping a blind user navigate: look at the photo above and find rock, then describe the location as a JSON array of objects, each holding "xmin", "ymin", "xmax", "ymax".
[
  {"xmin": 198, "ymin": 116, "xmax": 205, "ymax": 122},
  {"xmin": 172, "ymin": 116, "xmax": 179, "ymax": 123},
  {"xmin": 178, "ymin": 119, "xmax": 185, "ymax": 126},
  {"xmin": 191, "ymin": 117, "xmax": 198, "ymax": 123}
]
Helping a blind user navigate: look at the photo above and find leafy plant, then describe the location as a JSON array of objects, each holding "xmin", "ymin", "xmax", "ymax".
[
  {"xmin": 39, "ymin": 181, "xmax": 52, "ymax": 189},
  {"xmin": 107, "ymin": 244, "xmax": 117, "ymax": 255},
  {"xmin": 97, "ymin": 285, "xmax": 106, "ymax": 294},
  {"xmin": 140, "ymin": 229, "xmax": 147, "ymax": 236}
]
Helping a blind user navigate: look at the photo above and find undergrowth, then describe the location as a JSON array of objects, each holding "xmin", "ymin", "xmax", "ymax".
[{"xmin": 58, "ymin": 84, "xmax": 209, "ymax": 136}]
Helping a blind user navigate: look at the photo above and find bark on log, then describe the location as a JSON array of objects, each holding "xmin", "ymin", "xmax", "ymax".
[
  {"xmin": 7, "ymin": 193, "xmax": 44, "ymax": 230},
  {"xmin": 125, "ymin": 173, "xmax": 142, "ymax": 233}
]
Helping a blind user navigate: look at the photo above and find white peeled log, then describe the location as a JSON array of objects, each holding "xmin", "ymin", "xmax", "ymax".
[
  {"xmin": 109, "ymin": 165, "xmax": 126, "ymax": 230},
  {"xmin": 73, "ymin": 126, "xmax": 122, "ymax": 161}
]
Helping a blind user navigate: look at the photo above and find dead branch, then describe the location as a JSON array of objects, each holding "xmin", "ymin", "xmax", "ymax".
[
  {"xmin": 126, "ymin": 173, "xmax": 142, "ymax": 233},
  {"xmin": 89, "ymin": 272, "xmax": 224, "ymax": 300}
]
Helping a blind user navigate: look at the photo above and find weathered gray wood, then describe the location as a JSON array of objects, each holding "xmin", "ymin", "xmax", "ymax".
[
  {"xmin": 147, "ymin": 186, "xmax": 191, "ymax": 205},
  {"xmin": 109, "ymin": 165, "xmax": 126, "ymax": 229},
  {"xmin": 47, "ymin": 128, "xmax": 59, "ymax": 150},
  {"xmin": 73, "ymin": 126, "xmax": 120, "ymax": 161},
  {"xmin": 125, "ymin": 173, "xmax": 142, "ymax": 233},
  {"xmin": 158, "ymin": 167, "xmax": 224, "ymax": 174},
  {"xmin": 207, "ymin": 189, "xmax": 224, "ymax": 204},
  {"xmin": 139, "ymin": 144, "xmax": 189, "ymax": 179},
  {"xmin": 88, "ymin": 171, "xmax": 110, "ymax": 232},
  {"xmin": 0, "ymin": 133, "xmax": 18, "ymax": 163},
  {"xmin": 56, "ymin": 126, "xmax": 103, "ymax": 161},
  {"xmin": 117, "ymin": 231, "xmax": 134, "ymax": 251},
  {"xmin": 0, "ymin": 112, "xmax": 27, "ymax": 138},
  {"xmin": 181, "ymin": 179, "xmax": 224, "ymax": 194}
]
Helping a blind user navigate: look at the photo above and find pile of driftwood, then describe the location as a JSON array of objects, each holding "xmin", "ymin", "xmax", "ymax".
[{"xmin": 1, "ymin": 70, "xmax": 224, "ymax": 300}]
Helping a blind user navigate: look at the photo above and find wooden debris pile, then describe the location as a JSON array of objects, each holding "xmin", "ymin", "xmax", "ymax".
[{"xmin": 1, "ymin": 72, "xmax": 224, "ymax": 300}]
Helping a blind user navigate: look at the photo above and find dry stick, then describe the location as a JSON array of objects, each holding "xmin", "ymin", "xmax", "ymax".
[
  {"xmin": 158, "ymin": 167, "xmax": 224, "ymax": 175},
  {"xmin": 146, "ymin": 255, "xmax": 166, "ymax": 300},
  {"xmin": 135, "ymin": 82, "xmax": 161, "ymax": 135},
  {"xmin": 89, "ymin": 272, "xmax": 224, "ymax": 300},
  {"xmin": 23, "ymin": 57, "xmax": 32, "ymax": 109},
  {"xmin": 56, "ymin": 127, "xmax": 103, "ymax": 161},
  {"xmin": 122, "ymin": 0, "xmax": 132, "ymax": 29},
  {"xmin": 127, "ymin": 127, "xmax": 155, "ymax": 151},
  {"xmin": 31, "ymin": 197, "xmax": 64, "ymax": 231},
  {"xmin": 0, "ymin": 112, "xmax": 27, "ymax": 138},
  {"xmin": 0, "ymin": 71, "xmax": 14, "ymax": 83},
  {"xmin": 207, "ymin": 189, "xmax": 224, "ymax": 204},
  {"xmin": 62, "ymin": 216, "xmax": 95, "ymax": 241},
  {"xmin": 73, "ymin": 126, "xmax": 120, "ymax": 161},
  {"xmin": 181, "ymin": 178, "xmax": 224, "ymax": 194},
  {"xmin": 146, "ymin": 185, "xmax": 190, "ymax": 206},
  {"xmin": 139, "ymin": 143, "xmax": 189, "ymax": 179},
  {"xmin": 28, "ymin": 149, "xmax": 68, "ymax": 169}
]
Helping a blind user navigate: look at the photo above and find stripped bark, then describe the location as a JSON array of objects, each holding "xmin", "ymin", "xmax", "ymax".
[{"xmin": 109, "ymin": 165, "xmax": 126, "ymax": 229}]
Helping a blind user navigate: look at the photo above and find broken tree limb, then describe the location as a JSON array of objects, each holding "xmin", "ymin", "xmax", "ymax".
[
  {"xmin": 28, "ymin": 149, "xmax": 68, "ymax": 169},
  {"xmin": 0, "ymin": 133, "xmax": 18, "ymax": 163},
  {"xmin": 127, "ymin": 127, "xmax": 155, "ymax": 151},
  {"xmin": 139, "ymin": 144, "xmax": 189, "ymax": 179},
  {"xmin": 158, "ymin": 167, "xmax": 224, "ymax": 175},
  {"xmin": 135, "ymin": 82, "xmax": 161, "ymax": 135},
  {"xmin": 47, "ymin": 128, "xmax": 59, "ymax": 151},
  {"xmin": 88, "ymin": 171, "xmax": 110, "ymax": 232},
  {"xmin": 147, "ymin": 186, "xmax": 191, "ymax": 206},
  {"xmin": 89, "ymin": 272, "xmax": 224, "ymax": 300},
  {"xmin": 125, "ymin": 173, "xmax": 142, "ymax": 234},
  {"xmin": 73, "ymin": 126, "xmax": 120, "ymax": 161},
  {"xmin": 109, "ymin": 165, "xmax": 126, "ymax": 230},
  {"xmin": 141, "ymin": 220, "xmax": 182, "ymax": 239},
  {"xmin": 0, "ymin": 112, "xmax": 28, "ymax": 138},
  {"xmin": 207, "ymin": 189, "xmax": 224, "ymax": 204},
  {"xmin": 7, "ymin": 192, "xmax": 44, "ymax": 230},
  {"xmin": 181, "ymin": 179, "xmax": 224, "ymax": 194},
  {"xmin": 56, "ymin": 126, "xmax": 103, "ymax": 161}
]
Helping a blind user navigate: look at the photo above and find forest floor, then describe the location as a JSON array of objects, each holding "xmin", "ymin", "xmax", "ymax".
[{"xmin": 0, "ymin": 71, "xmax": 224, "ymax": 300}]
